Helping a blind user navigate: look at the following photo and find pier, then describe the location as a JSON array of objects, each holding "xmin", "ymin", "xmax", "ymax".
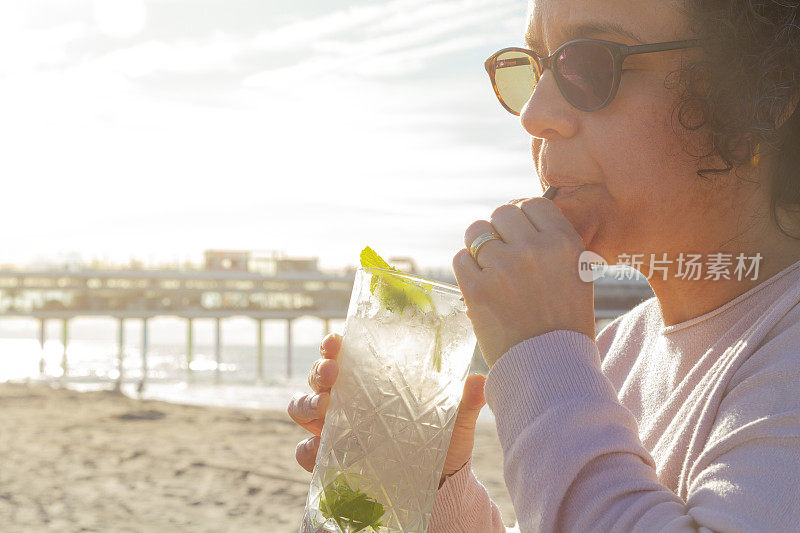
[{"xmin": 0, "ymin": 251, "xmax": 653, "ymax": 388}]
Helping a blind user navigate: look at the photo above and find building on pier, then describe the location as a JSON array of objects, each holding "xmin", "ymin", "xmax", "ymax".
[{"xmin": 0, "ymin": 251, "xmax": 653, "ymax": 388}]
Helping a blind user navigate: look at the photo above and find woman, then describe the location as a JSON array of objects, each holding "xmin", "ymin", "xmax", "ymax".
[{"xmin": 289, "ymin": 0, "xmax": 800, "ymax": 530}]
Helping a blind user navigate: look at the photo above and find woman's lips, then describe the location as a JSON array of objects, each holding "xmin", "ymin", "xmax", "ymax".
[{"xmin": 555, "ymin": 185, "xmax": 583, "ymax": 197}]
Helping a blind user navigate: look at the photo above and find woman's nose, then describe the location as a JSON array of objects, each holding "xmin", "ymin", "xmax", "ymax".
[{"xmin": 519, "ymin": 70, "xmax": 578, "ymax": 140}]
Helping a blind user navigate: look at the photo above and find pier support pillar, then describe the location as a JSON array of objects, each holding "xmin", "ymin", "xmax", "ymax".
[
  {"xmin": 286, "ymin": 319, "xmax": 293, "ymax": 380},
  {"xmin": 324, "ymin": 319, "xmax": 331, "ymax": 337},
  {"xmin": 186, "ymin": 318, "xmax": 194, "ymax": 382},
  {"xmin": 256, "ymin": 319, "xmax": 264, "ymax": 383},
  {"xmin": 60, "ymin": 318, "xmax": 69, "ymax": 379},
  {"xmin": 38, "ymin": 318, "xmax": 46, "ymax": 376},
  {"xmin": 215, "ymin": 317, "xmax": 222, "ymax": 384},
  {"xmin": 115, "ymin": 318, "xmax": 124, "ymax": 392},
  {"xmin": 138, "ymin": 318, "xmax": 148, "ymax": 394}
]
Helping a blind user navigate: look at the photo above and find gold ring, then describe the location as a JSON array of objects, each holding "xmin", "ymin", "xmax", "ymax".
[{"xmin": 469, "ymin": 232, "xmax": 502, "ymax": 261}]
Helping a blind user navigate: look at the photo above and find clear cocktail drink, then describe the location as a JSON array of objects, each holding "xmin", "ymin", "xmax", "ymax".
[{"xmin": 300, "ymin": 267, "xmax": 476, "ymax": 533}]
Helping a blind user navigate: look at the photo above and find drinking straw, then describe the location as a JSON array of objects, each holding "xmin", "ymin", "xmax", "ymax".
[{"xmin": 542, "ymin": 186, "xmax": 558, "ymax": 200}]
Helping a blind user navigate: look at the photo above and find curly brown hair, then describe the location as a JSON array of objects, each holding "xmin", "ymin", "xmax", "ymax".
[{"xmin": 668, "ymin": 0, "xmax": 800, "ymax": 237}]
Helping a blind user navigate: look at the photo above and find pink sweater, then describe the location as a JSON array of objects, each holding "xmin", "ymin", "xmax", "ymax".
[{"xmin": 430, "ymin": 258, "xmax": 800, "ymax": 532}]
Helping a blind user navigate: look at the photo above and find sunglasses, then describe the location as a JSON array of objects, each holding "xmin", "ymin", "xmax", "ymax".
[{"xmin": 484, "ymin": 38, "xmax": 706, "ymax": 114}]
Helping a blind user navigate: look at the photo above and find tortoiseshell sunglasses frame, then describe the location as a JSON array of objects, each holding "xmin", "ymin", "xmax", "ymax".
[{"xmin": 484, "ymin": 38, "xmax": 707, "ymax": 114}]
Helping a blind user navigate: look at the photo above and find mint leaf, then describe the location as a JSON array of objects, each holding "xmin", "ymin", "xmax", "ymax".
[
  {"xmin": 359, "ymin": 246, "xmax": 433, "ymax": 315},
  {"xmin": 432, "ymin": 321, "xmax": 444, "ymax": 372},
  {"xmin": 359, "ymin": 247, "xmax": 446, "ymax": 371},
  {"xmin": 320, "ymin": 474, "xmax": 385, "ymax": 532}
]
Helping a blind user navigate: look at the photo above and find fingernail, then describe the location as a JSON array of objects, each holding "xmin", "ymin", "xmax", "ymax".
[{"xmin": 311, "ymin": 395, "xmax": 320, "ymax": 410}]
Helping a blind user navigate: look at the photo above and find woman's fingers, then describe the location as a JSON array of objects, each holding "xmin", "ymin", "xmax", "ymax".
[
  {"xmin": 308, "ymin": 334, "xmax": 342, "ymax": 393},
  {"xmin": 454, "ymin": 373, "xmax": 486, "ymax": 431},
  {"xmin": 320, "ymin": 333, "xmax": 342, "ymax": 359},
  {"xmin": 517, "ymin": 197, "xmax": 578, "ymax": 239},
  {"xmin": 308, "ymin": 359, "xmax": 339, "ymax": 393},
  {"xmin": 287, "ymin": 392, "xmax": 330, "ymax": 435},
  {"xmin": 464, "ymin": 220, "xmax": 505, "ymax": 269},
  {"xmin": 295, "ymin": 435, "xmax": 320, "ymax": 473},
  {"xmin": 291, "ymin": 334, "xmax": 343, "ymax": 472},
  {"xmin": 439, "ymin": 373, "xmax": 486, "ymax": 484},
  {"xmin": 490, "ymin": 203, "xmax": 538, "ymax": 241}
]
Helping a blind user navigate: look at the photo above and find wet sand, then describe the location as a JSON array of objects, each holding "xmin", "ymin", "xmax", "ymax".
[{"xmin": 0, "ymin": 383, "xmax": 515, "ymax": 531}]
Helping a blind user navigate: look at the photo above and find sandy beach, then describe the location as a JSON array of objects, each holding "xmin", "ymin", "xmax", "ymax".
[{"xmin": 0, "ymin": 383, "xmax": 515, "ymax": 532}]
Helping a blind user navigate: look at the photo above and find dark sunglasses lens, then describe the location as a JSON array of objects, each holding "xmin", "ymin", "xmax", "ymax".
[
  {"xmin": 555, "ymin": 42, "xmax": 615, "ymax": 110},
  {"xmin": 493, "ymin": 50, "xmax": 538, "ymax": 114}
]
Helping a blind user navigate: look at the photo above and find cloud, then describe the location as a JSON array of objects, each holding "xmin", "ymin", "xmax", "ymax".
[
  {"xmin": 345, "ymin": 35, "xmax": 489, "ymax": 77},
  {"xmin": 0, "ymin": 21, "xmax": 88, "ymax": 75},
  {"xmin": 252, "ymin": 2, "xmax": 396, "ymax": 51},
  {"xmin": 0, "ymin": 0, "xmax": 535, "ymax": 268},
  {"xmin": 366, "ymin": 0, "xmax": 509, "ymax": 33},
  {"xmin": 93, "ymin": 0, "xmax": 147, "ymax": 39},
  {"xmin": 247, "ymin": 0, "xmax": 521, "ymax": 83},
  {"xmin": 86, "ymin": 37, "xmax": 244, "ymax": 78}
]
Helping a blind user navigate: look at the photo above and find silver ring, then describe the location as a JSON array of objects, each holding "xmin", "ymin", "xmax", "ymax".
[{"xmin": 469, "ymin": 232, "xmax": 502, "ymax": 261}]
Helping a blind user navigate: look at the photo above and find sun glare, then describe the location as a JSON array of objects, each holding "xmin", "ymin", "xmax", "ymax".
[{"xmin": 92, "ymin": 0, "xmax": 147, "ymax": 39}]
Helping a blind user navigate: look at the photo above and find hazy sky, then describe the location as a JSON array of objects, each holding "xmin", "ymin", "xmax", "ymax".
[{"xmin": 0, "ymin": 0, "xmax": 541, "ymax": 269}]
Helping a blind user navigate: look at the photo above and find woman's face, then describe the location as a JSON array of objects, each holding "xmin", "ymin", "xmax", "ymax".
[{"xmin": 523, "ymin": 0, "xmax": 750, "ymax": 265}]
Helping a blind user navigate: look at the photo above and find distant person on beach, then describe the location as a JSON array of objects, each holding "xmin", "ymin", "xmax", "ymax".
[{"xmin": 290, "ymin": 0, "xmax": 800, "ymax": 531}]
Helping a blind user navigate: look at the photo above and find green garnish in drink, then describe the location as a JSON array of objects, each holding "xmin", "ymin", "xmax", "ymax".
[
  {"xmin": 359, "ymin": 247, "xmax": 445, "ymax": 372},
  {"xmin": 319, "ymin": 474, "xmax": 385, "ymax": 532},
  {"xmin": 432, "ymin": 323, "xmax": 444, "ymax": 372},
  {"xmin": 360, "ymin": 247, "xmax": 434, "ymax": 315}
]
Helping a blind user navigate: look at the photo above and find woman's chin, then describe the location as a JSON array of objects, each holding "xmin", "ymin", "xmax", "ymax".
[{"xmin": 561, "ymin": 203, "xmax": 602, "ymax": 254}]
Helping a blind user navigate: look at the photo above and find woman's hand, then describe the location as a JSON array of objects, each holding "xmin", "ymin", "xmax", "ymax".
[
  {"xmin": 288, "ymin": 333, "xmax": 488, "ymax": 487},
  {"xmin": 453, "ymin": 198, "xmax": 596, "ymax": 368}
]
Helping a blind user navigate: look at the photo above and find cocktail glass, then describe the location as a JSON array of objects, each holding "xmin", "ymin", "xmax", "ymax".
[{"xmin": 300, "ymin": 267, "xmax": 477, "ymax": 533}]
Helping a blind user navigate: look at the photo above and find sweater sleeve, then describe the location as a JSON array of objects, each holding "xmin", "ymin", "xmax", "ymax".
[
  {"xmin": 427, "ymin": 320, "xmax": 624, "ymax": 532},
  {"xmin": 429, "ymin": 458, "xmax": 507, "ymax": 532},
  {"xmin": 484, "ymin": 329, "xmax": 800, "ymax": 532}
]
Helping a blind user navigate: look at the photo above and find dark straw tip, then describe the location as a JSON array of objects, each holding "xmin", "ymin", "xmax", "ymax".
[{"xmin": 542, "ymin": 186, "xmax": 558, "ymax": 200}]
